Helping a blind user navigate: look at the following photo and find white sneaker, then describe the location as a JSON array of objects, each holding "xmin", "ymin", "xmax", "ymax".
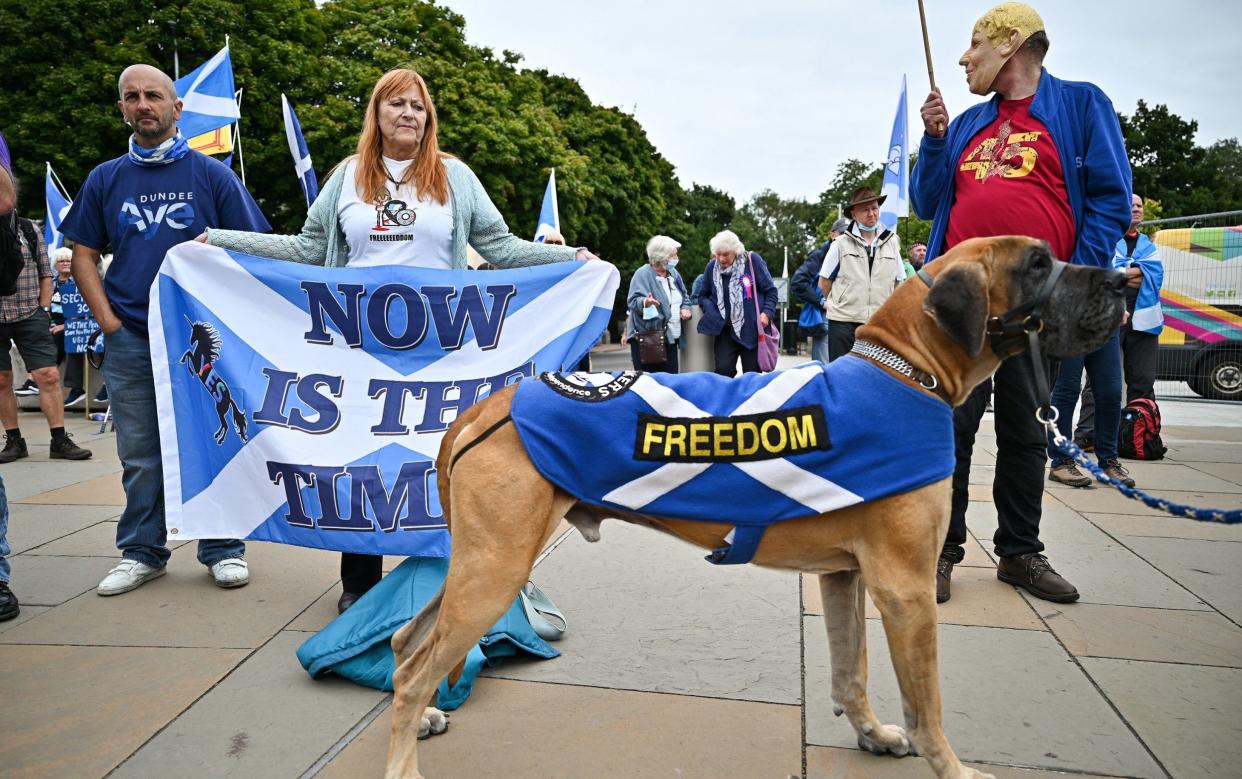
[
  {"xmin": 209, "ymin": 558, "xmax": 250, "ymax": 588},
  {"xmin": 97, "ymin": 559, "xmax": 166, "ymax": 596}
]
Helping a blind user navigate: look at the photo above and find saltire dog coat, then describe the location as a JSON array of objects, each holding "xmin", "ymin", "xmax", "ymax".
[{"xmin": 510, "ymin": 356, "xmax": 955, "ymax": 564}]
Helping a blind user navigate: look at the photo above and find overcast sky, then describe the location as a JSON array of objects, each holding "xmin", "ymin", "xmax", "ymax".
[{"xmin": 439, "ymin": 0, "xmax": 1240, "ymax": 204}]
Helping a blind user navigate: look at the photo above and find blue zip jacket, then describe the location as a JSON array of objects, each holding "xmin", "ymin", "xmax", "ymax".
[
  {"xmin": 911, "ymin": 69, "xmax": 1132, "ymax": 267},
  {"xmin": 696, "ymin": 252, "xmax": 779, "ymax": 349}
]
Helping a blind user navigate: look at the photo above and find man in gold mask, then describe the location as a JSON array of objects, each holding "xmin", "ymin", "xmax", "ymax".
[{"xmin": 910, "ymin": 3, "xmax": 1133, "ymax": 605}]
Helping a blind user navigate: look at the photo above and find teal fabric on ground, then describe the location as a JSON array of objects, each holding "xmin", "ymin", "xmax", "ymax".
[{"xmin": 295, "ymin": 557, "xmax": 559, "ymax": 710}]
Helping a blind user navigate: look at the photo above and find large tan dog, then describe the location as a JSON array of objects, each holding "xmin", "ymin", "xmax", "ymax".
[{"xmin": 384, "ymin": 236, "xmax": 1127, "ymax": 779}]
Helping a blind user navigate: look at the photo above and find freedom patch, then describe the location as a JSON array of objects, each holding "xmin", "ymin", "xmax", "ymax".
[{"xmin": 634, "ymin": 405, "xmax": 830, "ymax": 463}]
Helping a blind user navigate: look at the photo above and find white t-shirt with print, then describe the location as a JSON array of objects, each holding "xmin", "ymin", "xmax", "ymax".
[{"xmin": 337, "ymin": 156, "xmax": 454, "ymax": 268}]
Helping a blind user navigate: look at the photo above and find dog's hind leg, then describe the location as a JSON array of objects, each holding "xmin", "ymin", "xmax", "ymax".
[
  {"xmin": 863, "ymin": 557, "xmax": 994, "ymax": 779},
  {"xmin": 385, "ymin": 468, "xmax": 573, "ymax": 779},
  {"xmin": 819, "ymin": 570, "xmax": 911, "ymax": 758}
]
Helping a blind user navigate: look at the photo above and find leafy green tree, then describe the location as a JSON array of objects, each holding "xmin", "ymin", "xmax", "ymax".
[{"xmin": 1118, "ymin": 100, "xmax": 1206, "ymax": 217}]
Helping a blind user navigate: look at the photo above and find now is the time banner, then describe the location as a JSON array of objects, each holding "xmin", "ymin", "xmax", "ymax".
[{"xmin": 150, "ymin": 242, "xmax": 618, "ymax": 556}]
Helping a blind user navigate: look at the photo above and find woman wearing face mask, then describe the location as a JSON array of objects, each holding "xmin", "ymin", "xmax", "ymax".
[
  {"xmin": 697, "ymin": 230, "xmax": 779, "ymax": 376},
  {"xmin": 816, "ymin": 187, "xmax": 905, "ymax": 361},
  {"xmin": 626, "ymin": 235, "xmax": 691, "ymax": 373}
]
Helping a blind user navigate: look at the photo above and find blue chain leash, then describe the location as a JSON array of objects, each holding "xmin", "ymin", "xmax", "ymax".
[{"xmin": 1039, "ymin": 409, "xmax": 1242, "ymax": 524}]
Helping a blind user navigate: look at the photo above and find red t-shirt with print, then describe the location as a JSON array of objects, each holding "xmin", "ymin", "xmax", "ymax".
[{"xmin": 945, "ymin": 95, "xmax": 1076, "ymax": 261}]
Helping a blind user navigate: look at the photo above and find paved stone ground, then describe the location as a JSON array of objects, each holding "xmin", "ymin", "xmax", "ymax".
[{"xmin": 2, "ymin": 351, "xmax": 1241, "ymax": 778}]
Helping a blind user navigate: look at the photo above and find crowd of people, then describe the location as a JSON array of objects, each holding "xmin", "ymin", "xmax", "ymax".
[{"xmin": 1, "ymin": 1, "xmax": 1167, "ymax": 629}]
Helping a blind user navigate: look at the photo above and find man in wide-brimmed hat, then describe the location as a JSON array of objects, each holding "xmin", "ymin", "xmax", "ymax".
[
  {"xmin": 816, "ymin": 186, "xmax": 905, "ymax": 361},
  {"xmin": 911, "ymin": 2, "xmax": 1132, "ymax": 605}
]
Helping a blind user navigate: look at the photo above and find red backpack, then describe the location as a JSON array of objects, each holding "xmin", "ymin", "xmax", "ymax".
[{"xmin": 1118, "ymin": 398, "xmax": 1167, "ymax": 460}]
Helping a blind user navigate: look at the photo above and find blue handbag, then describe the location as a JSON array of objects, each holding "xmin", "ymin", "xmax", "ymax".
[{"xmin": 798, "ymin": 300, "xmax": 826, "ymax": 329}]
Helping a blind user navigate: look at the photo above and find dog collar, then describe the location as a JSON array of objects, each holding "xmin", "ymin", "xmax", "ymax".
[{"xmin": 849, "ymin": 340, "xmax": 945, "ymax": 400}]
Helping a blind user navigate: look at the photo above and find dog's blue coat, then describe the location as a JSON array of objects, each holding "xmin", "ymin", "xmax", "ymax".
[{"xmin": 511, "ymin": 357, "xmax": 955, "ymax": 563}]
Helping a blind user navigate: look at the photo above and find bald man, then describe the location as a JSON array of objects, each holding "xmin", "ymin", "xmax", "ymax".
[
  {"xmin": 911, "ymin": 3, "xmax": 1131, "ymax": 605},
  {"xmin": 60, "ymin": 63, "xmax": 271, "ymax": 596}
]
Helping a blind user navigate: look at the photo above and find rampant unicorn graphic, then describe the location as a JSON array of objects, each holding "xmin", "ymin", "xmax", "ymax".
[{"xmin": 180, "ymin": 319, "xmax": 249, "ymax": 445}]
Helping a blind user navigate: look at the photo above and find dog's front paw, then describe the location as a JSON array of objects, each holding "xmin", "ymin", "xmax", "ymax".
[
  {"xmin": 417, "ymin": 707, "xmax": 449, "ymax": 740},
  {"xmin": 857, "ymin": 722, "xmax": 911, "ymax": 757}
]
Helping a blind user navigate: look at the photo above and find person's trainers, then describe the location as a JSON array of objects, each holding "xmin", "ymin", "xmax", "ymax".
[
  {"xmin": 50, "ymin": 433, "xmax": 92, "ymax": 460},
  {"xmin": 13, "ymin": 379, "xmax": 38, "ymax": 396},
  {"xmin": 1101, "ymin": 459, "xmax": 1136, "ymax": 488},
  {"xmin": 936, "ymin": 555, "xmax": 954, "ymax": 604},
  {"xmin": 97, "ymin": 559, "xmax": 166, "ymax": 596},
  {"xmin": 210, "ymin": 558, "xmax": 250, "ymax": 588},
  {"xmin": 0, "ymin": 582, "xmax": 19, "ymax": 621},
  {"xmin": 64, "ymin": 388, "xmax": 87, "ymax": 407},
  {"xmin": 0, "ymin": 434, "xmax": 28, "ymax": 464},
  {"xmin": 1049, "ymin": 462, "xmax": 1092, "ymax": 488},
  {"xmin": 997, "ymin": 553, "xmax": 1079, "ymax": 603}
]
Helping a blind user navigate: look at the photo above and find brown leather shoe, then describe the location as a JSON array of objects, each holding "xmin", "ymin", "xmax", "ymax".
[
  {"xmin": 936, "ymin": 555, "xmax": 954, "ymax": 604},
  {"xmin": 1101, "ymin": 459, "xmax": 1136, "ymax": 488},
  {"xmin": 997, "ymin": 553, "xmax": 1079, "ymax": 603},
  {"xmin": 1049, "ymin": 462, "xmax": 1092, "ymax": 488}
]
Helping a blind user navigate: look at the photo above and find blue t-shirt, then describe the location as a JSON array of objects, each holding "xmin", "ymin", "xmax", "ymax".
[{"xmin": 60, "ymin": 151, "xmax": 271, "ymax": 335}]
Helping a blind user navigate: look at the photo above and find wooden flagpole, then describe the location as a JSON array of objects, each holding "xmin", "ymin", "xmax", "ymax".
[{"xmin": 917, "ymin": 0, "xmax": 937, "ymax": 92}]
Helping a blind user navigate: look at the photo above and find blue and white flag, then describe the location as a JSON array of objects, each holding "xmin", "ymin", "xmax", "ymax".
[
  {"xmin": 281, "ymin": 94, "xmax": 318, "ymax": 208},
  {"xmin": 879, "ymin": 75, "xmax": 909, "ymax": 231},
  {"xmin": 533, "ymin": 169, "xmax": 559, "ymax": 242},
  {"xmin": 149, "ymin": 243, "xmax": 618, "ymax": 556},
  {"xmin": 0, "ymin": 131, "xmax": 10, "ymax": 172},
  {"xmin": 174, "ymin": 46, "xmax": 241, "ymax": 139},
  {"xmin": 43, "ymin": 163, "xmax": 72, "ymax": 250}
]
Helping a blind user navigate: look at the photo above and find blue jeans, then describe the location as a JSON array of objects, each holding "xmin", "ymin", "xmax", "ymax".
[
  {"xmin": 0, "ymin": 473, "xmax": 10, "ymax": 582},
  {"xmin": 1047, "ymin": 331, "xmax": 1123, "ymax": 464},
  {"xmin": 101, "ymin": 326, "xmax": 244, "ymax": 569},
  {"xmin": 810, "ymin": 334, "xmax": 830, "ymax": 364}
]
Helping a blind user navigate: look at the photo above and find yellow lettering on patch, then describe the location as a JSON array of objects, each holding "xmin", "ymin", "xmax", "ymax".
[
  {"xmin": 760, "ymin": 418, "xmax": 787, "ymax": 453},
  {"xmin": 641, "ymin": 423, "xmax": 665, "ymax": 456},
  {"xmin": 737, "ymin": 422, "xmax": 760, "ymax": 456},
  {"xmin": 787, "ymin": 414, "xmax": 817, "ymax": 449},
  {"xmin": 713, "ymin": 422, "xmax": 734, "ymax": 457},
  {"xmin": 663, "ymin": 424, "xmax": 686, "ymax": 457},
  {"xmin": 689, "ymin": 423, "xmax": 711, "ymax": 457}
]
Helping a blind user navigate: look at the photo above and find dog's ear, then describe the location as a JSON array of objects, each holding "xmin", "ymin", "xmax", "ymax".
[{"xmin": 922, "ymin": 262, "xmax": 990, "ymax": 358}]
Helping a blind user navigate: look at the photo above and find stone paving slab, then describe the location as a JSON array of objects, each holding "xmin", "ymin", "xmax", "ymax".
[
  {"xmin": 0, "ymin": 459, "xmax": 122, "ymax": 501},
  {"xmin": 1048, "ymin": 485, "xmax": 1242, "ymax": 518},
  {"xmin": 4, "ymin": 552, "xmax": 120, "ymax": 606},
  {"xmin": 322, "ymin": 678, "xmax": 803, "ymax": 779},
  {"xmin": 0, "ymin": 643, "xmax": 246, "ymax": 778},
  {"xmin": 483, "ymin": 522, "xmax": 802, "ymax": 705},
  {"xmin": 1082, "ymin": 658, "xmax": 1242, "ymax": 779},
  {"xmin": 802, "ymin": 567, "xmax": 1043, "ymax": 631},
  {"xmin": 1183, "ymin": 461, "xmax": 1242, "ymax": 487},
  {"xmin": 1122, "ymin": 536, "xmax": 1242, "ymax": 624},
  {"xmin": 3, "ymin": 503, "xmax": 120, "ymax": 554},
  {"xmin": 0, "ymin": 604, "xmax": 47, "ymax": 634},
  {"xmin": 1041, "ymin": 602, "xmax": 1242, "ymax": 667},
  {"xmin": 1, "ymin": 541, "xmax": 341, "ymax": 648},
  {"xmin": 1163, "ymin": 443, "xmax": 1242, "ymax": 464},
  {"xmin": 112, "ymin": 631, "xmax": 385, "ymax": 779},
  {"xmin": 1110, "ymin": 461, "xmax": 1242, "ymax": 493},
  {"xmin": 806, "ymin": 746, "xmax": 1128, "ymax": 778},
  {"xmin": 969, "ymin": 500, "xmax": 1210, "ymax": 611},
  {"xmin": 18, "ymin": 471, "xmax": 127, "ymax": 505},
  {"xmin": 1085, "ymin": 512, "xmax": 1242, "ymax": 543},
  {"xmin": 804, "ymin": 618, "xmax": 1164, "ymax": 778}
]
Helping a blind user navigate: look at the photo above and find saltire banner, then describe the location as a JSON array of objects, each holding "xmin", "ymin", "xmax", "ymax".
[
  {"xmin": 174, "ymin": 46, "xmax": 241, "ymax": 139},
  {"xmin": 533, "ymin": 169, "xmax": 559, "ymax": 242},
  {"xmin": 281, "ymin": 94, "xmax": 319, "ymax": 207},
  {"xmin": 0, "ymin": 131, "xmax": 10, "ymax": 171},
  {"xmin": 149, "ymin": 243, "xmax": 619, "ymax": 556},
  {"xmin": 43, "ymin": 163, "xmax": 72, "ymax": 250},
  {"xmin": 879, "ymin": 74, "xmax": 909, "ymax": 231}
]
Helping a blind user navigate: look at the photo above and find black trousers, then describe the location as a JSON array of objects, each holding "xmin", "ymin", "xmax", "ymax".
[
  {"xmin": 827, "ymin": 320, "xmax": 861, "ymax": 362},
  {"xmin": 712, "ymin": 333, "xmax": 760, "ymax": 376},
  {"xmin": 1121, "ymin": 323, "xmax": 1158, "ymax": 402},
  {"xmin": 630, "ymin": 338, "xmax": 680, "ymax": 374},
  {"xmin": 341, "ymin": 552, "xmax": 383, "ymax": 595},
  {"xmin": 943, "ymin": 354, "xmax": 1052, "ymax": 563}
]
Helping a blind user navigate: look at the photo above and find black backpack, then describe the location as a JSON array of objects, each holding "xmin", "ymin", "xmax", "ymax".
[{"xmin": 1118, "ymin": 398, "xmax": 1167, "ymax": 460}]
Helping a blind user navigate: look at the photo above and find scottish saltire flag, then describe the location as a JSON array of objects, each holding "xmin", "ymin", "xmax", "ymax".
[
  {"xmin": 879, "ymin": 75, "xmax": 910, "ymax": 231},
  {"xmin": 43, "ymin": 163, "xmax": 72, "ymax": 250},
  {"xmin": 174, "ymin": 46, "xmax": 241, "ymax": 139},
  {"xmin": 149, "ymin": 243, "xmax": 618, "ymax": 556},
  {"xmin": 533, "ymin": 169, "xmax": 559, "ymax": 242},
  {"xmin": 282, "ymin": 94, "xmax": 319, "ymax": 207},
  {"xmin": 0, "ymin": 131, "xmax": 10, "ymax": 171}
]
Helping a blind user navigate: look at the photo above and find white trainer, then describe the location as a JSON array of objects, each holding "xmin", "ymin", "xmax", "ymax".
[
  {"xmin": 97, "ymin": 559, "xmax": 166, "ymax": 596},
  {"xmin": 209, "ymin": 558, "xmax": 250, "ymax": 588}
]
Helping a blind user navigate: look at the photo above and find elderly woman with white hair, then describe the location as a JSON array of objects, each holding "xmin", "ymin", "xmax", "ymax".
[
  {"xmin": 626, "ymin": 235, "xmax": 691, "ymax": 372},
  {"xmin": 697, "ymin": 230, "xmax": 778, "ymax": 376}
]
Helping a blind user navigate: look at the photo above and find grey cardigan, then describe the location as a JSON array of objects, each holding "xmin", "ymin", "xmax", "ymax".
[{"xmin": 206, "ymin": 157, "xmax": 578, "ymax": 269}]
